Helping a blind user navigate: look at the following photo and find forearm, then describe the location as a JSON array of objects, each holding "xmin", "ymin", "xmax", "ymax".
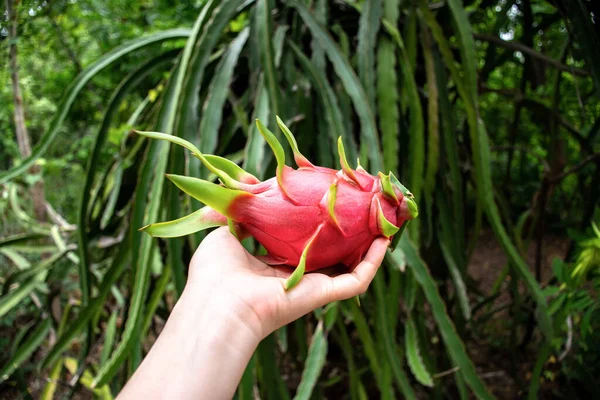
[{"xmin": 117, "ymin": 287, "xmax": 259, "ymax": 400}]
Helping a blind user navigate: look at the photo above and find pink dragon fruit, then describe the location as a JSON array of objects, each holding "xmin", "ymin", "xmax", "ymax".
[{"xmin": 139, "ymin": 117, "xmax": 418, "ymax": 289}]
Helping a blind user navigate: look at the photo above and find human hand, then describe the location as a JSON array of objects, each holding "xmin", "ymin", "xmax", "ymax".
[
  {"xmin": 119, "ymin": 227, "xmax": 388, "ymax": 400},
  {"xmin": 185, "ymin": 226, "xmax": 390, "ymax": 342}
]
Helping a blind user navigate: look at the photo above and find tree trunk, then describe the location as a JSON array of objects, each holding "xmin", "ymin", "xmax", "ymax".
[{"xmin": 6, "ymin": 0, "xmax": 46, "ymax": 222}]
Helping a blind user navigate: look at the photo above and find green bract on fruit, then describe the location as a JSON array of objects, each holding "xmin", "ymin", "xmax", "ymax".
[{"xmin": 138, "ymin": 117, "xmax": 418, "ymax": 290}]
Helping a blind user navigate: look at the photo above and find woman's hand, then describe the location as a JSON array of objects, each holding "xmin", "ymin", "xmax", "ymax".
[
  {"xmin": 118, "ymin": 227, "xmax": 388, "ymax": 400},
  {"xmin": 186, "ymin": 227, "xmax": 390, "ymax": 341}
]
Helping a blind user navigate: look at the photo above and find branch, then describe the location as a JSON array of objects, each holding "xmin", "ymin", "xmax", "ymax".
[
  {"xmin": 550, "ymin": 152, "xmax": 600, "ymax": 183},
  {"xmin": 47, "ymin": 14, "xmax": 83, "ymax": 73},
  {"xmin": 519, "ymin": 98, "xmax": 587, "ymax": 145},
  {"xmin": 491, "ymin": 145, "xmax": 550, "ymax": 173},
  {"xmin": 474, "ymin": 33, "xmax": 590, "ymax": 77},
  {"xmin": 6, "ymin": 0, "xmax": 32, "ymax": 158},
  {"xmin": 480, "ymin": 84, "xmax": 588, "ymax": 149}
]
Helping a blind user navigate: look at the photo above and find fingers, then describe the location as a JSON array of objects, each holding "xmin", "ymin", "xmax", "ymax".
[
  {"xmin": 328, "ymin": 237, "xmax": 389, "ymax": 301},
  {"xmin": 279, "ymin": 237, "xmax": 389, "ymax": 314}
]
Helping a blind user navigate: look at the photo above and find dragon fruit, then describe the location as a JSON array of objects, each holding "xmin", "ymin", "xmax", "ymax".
[{"xmin": 139, "ymin": 117, "xmax": 418, "ymax": 289}]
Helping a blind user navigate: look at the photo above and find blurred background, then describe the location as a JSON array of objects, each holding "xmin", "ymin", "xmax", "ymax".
[{"xmin": 1, "ymin": 0, "xmax": 599, "ymax": 398}]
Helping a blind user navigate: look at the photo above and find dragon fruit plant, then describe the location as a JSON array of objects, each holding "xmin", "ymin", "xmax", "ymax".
[{"xmin": 138, "ymin": 117, "xmax": 418, "ymax": 290}]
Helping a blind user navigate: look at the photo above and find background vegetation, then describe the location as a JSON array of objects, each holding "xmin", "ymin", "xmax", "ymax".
[{"xmin": 1, "ymin": 0, "xmax": 599, "ymax": 398}]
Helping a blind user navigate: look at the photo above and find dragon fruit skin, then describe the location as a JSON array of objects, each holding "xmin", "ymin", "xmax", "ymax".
[
  {"xmin": 139, "ymin": 117, "xmax": 418, "ymax": 289},
  {"xmin": 228, "ymin": 165, "xmax": 415, "ymax": 271}
]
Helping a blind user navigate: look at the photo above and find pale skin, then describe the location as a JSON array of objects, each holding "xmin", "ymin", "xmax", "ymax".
[{"xmin": 117, "ymin": 227, "xmax": 390, "ymax": 400}]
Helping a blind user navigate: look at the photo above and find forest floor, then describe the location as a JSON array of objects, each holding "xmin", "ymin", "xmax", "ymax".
[
  {"xmin": 0, "ymin": 229, "xmax": 571, "ymax": 399},
  {"xmin": 467, "ymin": 228, "xmax": 570, "ymax": 399}
]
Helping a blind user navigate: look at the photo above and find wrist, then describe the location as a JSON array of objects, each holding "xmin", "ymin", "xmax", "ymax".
[
  {"xmin": 171, "ymin": 284, "xmax": 261, "ymax": 356},
  {"xmin": 120, "ymin": 285, "xmax": 260, "ymax": 400}
]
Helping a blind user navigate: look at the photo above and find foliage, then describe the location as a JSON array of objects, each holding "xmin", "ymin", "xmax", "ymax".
[{"xmin": 1, "ymin": 0, "xmax": 599, "ymax": 398}]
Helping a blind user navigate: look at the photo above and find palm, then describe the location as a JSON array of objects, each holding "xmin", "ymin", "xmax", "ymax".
[{"xmin": 187, "ymin": 227, "xmax": 389, "ymax": 340}]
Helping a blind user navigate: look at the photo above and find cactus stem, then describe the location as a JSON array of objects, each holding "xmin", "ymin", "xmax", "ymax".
[{"xmin": 390, "ymin": 220, "xmax": 410, "ymax": 251}]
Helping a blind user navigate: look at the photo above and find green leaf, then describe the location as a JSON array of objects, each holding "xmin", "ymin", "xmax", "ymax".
[
  {"xmin": 345, "ymin": 300, "xmax": 388, "ymax": 393},
  {"xmin": 400, "ymin": 235, "xmax": 494, "ymax": 400},
  {"xmin": 291, "ymin": 0, "xmax": 383, "ymax": 172},
  {"xmin": 100, "ymin": 311, "xmax": 119, "ymax": 365},
  {"xmin": 237, "ymin": 355, "xmax": 256, "ymax": 399},
  {"xmin": 327, "ymin": 183, "xmax": 341, "ymax": 228},
  {"xmin": 256, "ymin": 0, "xmax": 281, "ymax": 124},
  {"xmin": 419, "ymin": 2, "xmax": 552, "ymax": 340},
  {"xmin": 176, "ymin": 0, "xmax": 245, "ymax": 180},
  {"xmin": 0, "ymin": 319, "xmax": 51, "ymax": 383},
  {"xmin": 440, "ymin": 243, "xmax": 471, "ymax": 321},
  {"xmin": 286, "ymin": 41, "xmax": 350, "ymax": 162},
  {"xmin": 372, "ymin": 269, "xmax": 417, "ymax": 399},
  {"xmin": 243, "ymin": 80, "xmax": 270, "ymax": 179},
  {"xmin": 205, "ymin": 154, "xmax": 259, "ymax": 184},
  {"xmin": 433, "ymin": 45, "xmax": 465, "ymax": 259},
  {"xmin": 444, "ymin": 0, "xmax": 477, "ymax": 101},
  {"xmin": 377, "ymin": 32, "xmax": 400, "ymax": 173},
  {"xmin": 333, "ymin": 318, "xmax": 363, "ymax": 400},
  {"xmin": 41, "ymin": 242, "xmax": 129, "ymax": 370},
  {"xmin": 40, "ymin": 357, "xmax": 63, "ymax": 400},
  {"xmin": 198, "ymin": 27, "xmax": 250, "ymax": 159},
  {"xmin": 141, "ymin": 265, "xmax": 172, "ymax": 337},
  {"xmin": 3, "ymin": 249, "xmax": 69, "ymax": 293},
  {"xmin": 8, "ymin": 184, "xmax": 51, "ymax": 234},
  {"xmin": 0, "ymin": 279, "xmax": 42, "ymax": 319},
  {"xmin": 166, "ymin": 174, "xmax": 249, "ymax": 218},
  {"xmin": 421, "ymin": 27, "xmax": 440, "ymax": 244},
  {"xmin": 382, "ymin": 20, "xmax": 425, "ymax": 243},
  {"xmin": 0, "ymin": 29, "xmax": 190, "ymax": 184},
  {"xmin": 285, "ymin": 225, "xmax": 323, "ymax": 290},
  {"xmin": 276, "ymin": 116, "xmax": 314, "ymax": 168},
  {"xmin": 141, "ymin": 206, "xmax": 227, "ymax": 238},
  {"xmin": 79, "ymin": 50, "xmax": 179, "ymax": 307},
  {"xmin": 0, "ymin": 233, "xmax": 46, "ymax": 248},
  {"xmin": 64, "ymin": 357, "xmax": 114, "ymax": 399},
  {"xmin": 293, "ymin": 321, "xmax": 328, "ymax": 400},
  {"xmin": 357, "ymin": 0, "xmax": 382, "ymax": 110},
  {"xmin": 255, "ymin": 119, "xmax": 286, "ymax": 191},
  {"xmin": 100, "ymin": 163, "xmax": 124, "ymax": 230},
  {"xmin": 376, "ymin": 198, "xmax": 400, "ymax": 237},
  {"xmin": 0, "ymin": 248, "xmax": 31, "ymax": 270},
  {"xmin": 405, "ymin": 316, "xmax": 434, "ymax": 387},
  {"xmin": 527, "ymin": 341, "xmax": 552, "ymax": 400},
  {"xmin": 437, "ymin": 190, "xmax": 471, "ymax": 320},
  {"xmin": 257, "ymin": 334, "xmax": 290, "ymax": 400},
  {"xmin": 337, "ymin": 137, "xmax": 360, "ymax": 184}
]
